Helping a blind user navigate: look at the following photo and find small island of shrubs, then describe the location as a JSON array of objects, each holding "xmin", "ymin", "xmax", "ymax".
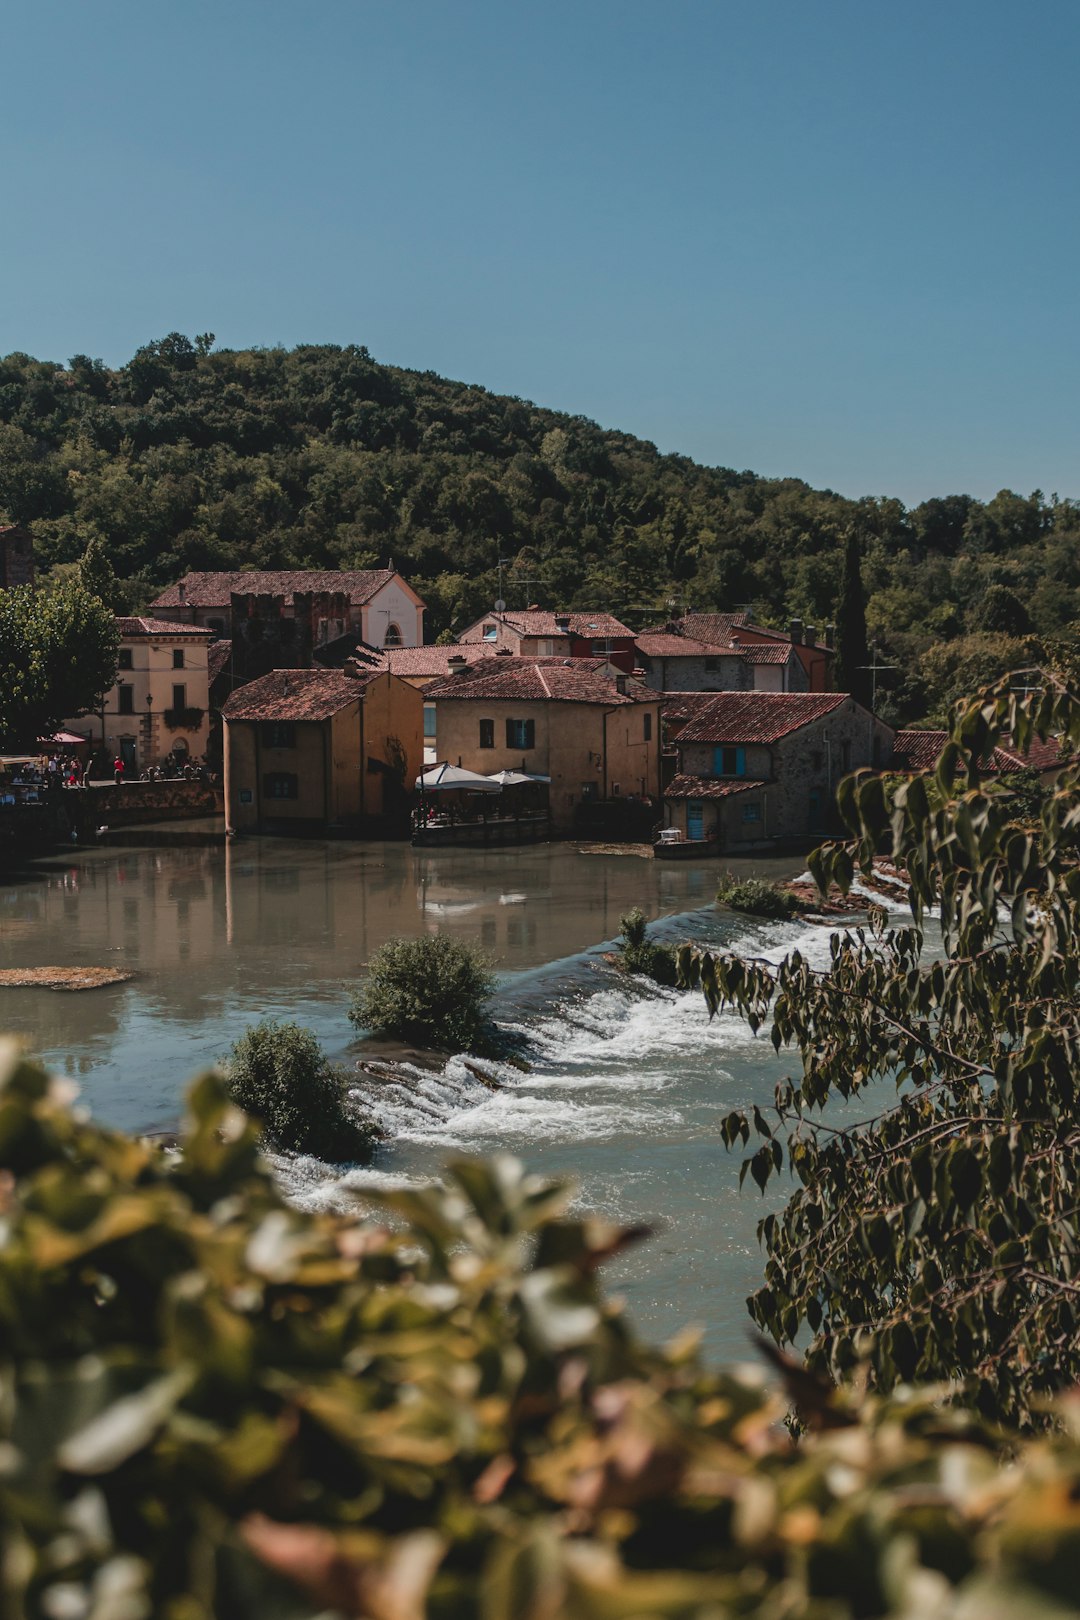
[
  {"xmin": 349, "ymin": 931, "xmax": 497, "ymax": 1053},
  {"xmin": 225, "ymin": 1017, "xmax": 380, "ymax": 1163}
]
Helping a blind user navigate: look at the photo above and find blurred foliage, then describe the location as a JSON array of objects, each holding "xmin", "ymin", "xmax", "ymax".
[
  {"xmin": 680, "ymin": 675, "xmax": 1080, "ymax": 1431},
  {"xmin": 224, "ymin": 1017, "xmax": 379, "ymax": 1163},
  {"xmin": 9, "ymin": 1048, "xmax": 1080, "ymax": 1614},
  {"xmin": 2, "ymin": 338, "xmax": 1078, "ymax": 720}
]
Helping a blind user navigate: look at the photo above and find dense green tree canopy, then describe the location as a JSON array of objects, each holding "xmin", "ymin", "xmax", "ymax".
[
  {"xmin": 0, "ymin": 578, "xmax": 118, "ymax": 746},
  {"xmin": 1, "ymin": 337, "xmax": 1077, "ymax": 721}
]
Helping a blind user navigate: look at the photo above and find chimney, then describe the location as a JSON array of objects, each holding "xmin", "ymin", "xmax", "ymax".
[
  {"xmin": 554, "ymin": 613, "xmax": 571, "ymax": 633},
  {"xmin": 178, "ymin": 581, "xmax": 186, "ymax": 606},
  {"xmin": 615, "ymin": 674, "xmax": 628, "ymax": 695},
  {"xmin": 805, "ymin": 625, "xmax": 817, "ymax": 647},
  {"xmin": 447, "ymin": 654, "xmax": 468, "ymax": 674},
  {"xmin": 825, "ymin": 621, "xmax": 836, "ymax": 647},
  {"xmin": 789, "ymin": 618, "xmax": 804, "ymax": 644}
]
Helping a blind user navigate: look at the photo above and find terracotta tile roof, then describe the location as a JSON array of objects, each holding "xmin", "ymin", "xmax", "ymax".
[
  {"xmin": 151, "ymin": 569, "xmax": 398, "ymax": 609},
  {"xmin": 207, "ymin": 639, "xmax": 233, "ymax": 683},
  {"xmin": 635, "ymin": 632, "xmax": 732, "ymax": 659},
  {"xmin": 675, "ymin": 692, "xmax": 850, "ymax": 744},
  {"xmin": 382, "ymin": 644, "xmax": 493, "ymax": 677},
  {"xmin": 740, "ymin": 643, "xmax": 794, "ymax": 665},
  {"xmin": 891, "ymin": 729, "xmax": 1071, "ymax": 775},
  {"xmin": 460, "ymin": 609, "xmax": 634, "ymax": 641},
  {"xmin": 116, "ymin": 616, "xmax": 213, "ymax": 638},
  {"xmin": 425, "ymin": 657, "xmax": 653, "ymax": 706},
  {"xmin": 665, "ymin": 774, "xmax": 770, "ymax": 800},
  {"xmin": 668, "ymin": 612, "xmax": 753, "ymax": 648},
  {"xmin": 222, "ymin": 668, "xmax": 373, "ymax": 722}
]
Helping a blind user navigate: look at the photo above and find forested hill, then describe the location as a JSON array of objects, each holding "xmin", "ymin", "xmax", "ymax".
[{"xmin": 1, "ymin": 334, "xmax": 1077, "ymax": 720}]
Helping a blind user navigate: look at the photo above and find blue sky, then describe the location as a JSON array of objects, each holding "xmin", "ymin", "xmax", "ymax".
[{"xmin": 3, "ymin": 0, "xmax": 1077, "ymax": 503}]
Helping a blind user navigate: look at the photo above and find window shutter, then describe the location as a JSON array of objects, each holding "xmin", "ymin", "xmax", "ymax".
[
  {"xmin": 713, "ymin": 746, "xmax": 723, "ymax": 775},
  {"xmin": 524, "ymin": 719, "xmax": 535, "ymax": 749},
  {"xmin": 736, "ymin": 747, "xmax": 746, "ymax": 776},
  {"xmin": 505, "ymin": 718, "xmax": 515, "ymax": 748}
]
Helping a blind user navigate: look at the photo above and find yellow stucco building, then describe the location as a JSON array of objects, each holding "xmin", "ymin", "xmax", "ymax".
[
  {"xmin": 424, "ymin": 658, "xmax": 662, "ymax": 833},
  {"xmin": 68, "ymin": 616, "xmax": 213, "ymax": 773},
  {"xmin": 222, "ymin": 667, "xmax": 422, "ymax": 834}
]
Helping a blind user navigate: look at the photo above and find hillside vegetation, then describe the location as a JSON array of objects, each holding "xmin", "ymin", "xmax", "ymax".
[{"xmin": 2, "ymin": 334, "xmax": 1078, "ymax": 719}]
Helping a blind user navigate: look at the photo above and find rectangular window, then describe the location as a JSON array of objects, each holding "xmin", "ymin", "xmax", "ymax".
[
  {"xmin": 580, "ymin": 781, "xmax": 598, "ymax": 800},
  {"xmin": 118, "ymin": 648, "xmax": 133, "ymax": 670},
  {"xmin": 118, "ymin": 684, "xmax": 134, "ymax": 715},
  {"xmin": 423, "ymin": 703, "xmax": 437, "ymax": 738},
  {"xmin": 643, "ymin": 713, "xmax": 652, "ymax": 741},
  {"xmin": 172, "ymin": 648, "xmax": 185, "ymax": 669},
  {"xmin": 260, "ymin": 722, "xmax": 296, "ymax": 749},
  {"xmin": 704, "ymin": 657, "xmax": 718, "ymax": 672},
  {"xmin": 742, "ymin": 801, "xmax": 761, "ymax": 822},
  {"xmin": 482, "ymin": 622, "xmax": 497, "ymax": 641},
  {"xmin": 713, "ymin": 745, "xmax": 746, "ymax": 776},
  {"xmin": 479, "ymin": 719, "xmax": 495, "ymax": 748},
  {"xmin": 263, "ymin": 772, "xmax": 299, "ymax": 800},
  {"xmin": 840, "ymin": 740, "xmax": 852, "ymax": 771},
  {"xmin": 505, "ymin": 718, "xmax": 535, "ymax": 750},
  {"xmin": 171, "ymin": 684, "xmax": 186, "ymax": 712},
  {"xmin": 536, "ymin": 638, "xmax": 556, "ymax": 656}
]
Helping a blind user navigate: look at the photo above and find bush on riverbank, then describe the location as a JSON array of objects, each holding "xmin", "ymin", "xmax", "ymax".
[
  {"xmin": 617, "ymin": 907, "xmax": 678, "ymax": 985},
  {"xmin": 4, "ymin": 1045, "xmax": 1080, "ymax": 1618},
  {"xmin": 225, "ymin": 1017, "xmax": 378, "ymax": 1162},
  {"xmin": 716, "ymin": 872, "xmax": 800, "ymax": 919},
  {"xmin": 350, "ymin": 931, "xmax": 496, "ymax": 1052}
]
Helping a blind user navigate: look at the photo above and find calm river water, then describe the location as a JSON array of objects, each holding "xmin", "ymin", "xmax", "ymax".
[{"xmin": 1, "ymin": 835, "xmax": 845, "ymax": 1358}]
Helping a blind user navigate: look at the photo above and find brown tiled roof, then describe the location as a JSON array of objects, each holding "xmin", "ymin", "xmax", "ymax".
[
  {"xmin": 740, "ymin": 643, "xmax": 794, "ymax": 665},
  {"xmin": 890, "ymin": 729, "xmax": 1070, "ymax": 775},
  {"xmin": 460, "ymin": 609, "xmax": 634, "ymax": 641},
  {"xmin": 675, "ymin": 692, "xmax": 850, "ymax": 744},
  {"xmin": 635, "ymin": 632, "xmax": 732, "ymax": 659},
  {"xmin": 207, "ymin": 639, "xmax": 233, "ymax": 683},
  {"xmin": 151, "ymin": 569, "xmax": 398, "ymax": 609},
  {"xmin": 383, "ymin": 644, "xmax": 492, "ymax": 677},
  {"xmin": 116, "ymin": 616, "xmax": 212, "ymax": 638},
  {"xmin": 665, "ymin": 774, "xmax": 769, "ymax": 800},
  {"xmin": 668, "ymin": 612, "xmax": 753, "ymax": 647},
  {"xmin": 222, "ymin": 668, "xmax": 372, "ymax": 722},
  {"xmin": 425, "ymin": 658, "xmax": 653, "ymax": 706}
]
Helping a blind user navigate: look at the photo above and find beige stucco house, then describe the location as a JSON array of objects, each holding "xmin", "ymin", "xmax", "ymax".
[
  {"xmin": 424, "ymin": 657, "xmax": 662, "ymax": 833},
  {"xmin": 67, "ymin": 617, "xmax": 213, "ymax": 773}
]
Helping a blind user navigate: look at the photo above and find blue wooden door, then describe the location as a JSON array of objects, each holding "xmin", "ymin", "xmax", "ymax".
[{"xmin": 687, "ymin": 801, "xmax": 705, "ymax": 840}]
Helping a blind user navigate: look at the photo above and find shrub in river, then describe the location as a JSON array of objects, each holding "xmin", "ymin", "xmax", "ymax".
[
  {"xmin": 715, "ymin": 872, "xmax": 799, "ymax": 920},
  {"xmin": 349, "ymin": 931, "xmax": 496, "ymax": 1051},
  {"xmin": 617, "ymin": 907, "xmax": 678, "ymax": 985},
  {"xmin": 224, "ymin": 1016, "xmax": 378, "ymax": 1162}
]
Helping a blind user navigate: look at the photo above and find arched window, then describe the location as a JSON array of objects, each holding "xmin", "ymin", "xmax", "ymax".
[{"xmin": 384, "ymin": 623, "xmax": 403, "ymax": 647}]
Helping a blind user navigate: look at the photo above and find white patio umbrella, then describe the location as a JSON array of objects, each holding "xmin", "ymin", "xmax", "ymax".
[
  {"xmin": 415, "ymin": 763, "xmax": 502, "ymax": 793},
  {"xmin": 484, "ymin": 769, "xmax": 551, "ymax": 786}
]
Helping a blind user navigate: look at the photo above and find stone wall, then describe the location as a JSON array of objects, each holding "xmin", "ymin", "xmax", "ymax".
[{"xmin": 69, "ymin": 780, "xmax": 222, "ymax": 831}]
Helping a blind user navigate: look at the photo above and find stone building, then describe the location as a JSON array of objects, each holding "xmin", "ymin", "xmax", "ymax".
[
  {"xmin": 424, "ymin": 657, "xmax": 662, "ymax": 833},
  {"xmin": 662, "ymin": 691, "xmax": 893, "ymax": 847},
  {"xmin": 66, "ymin": 618, "xmax": 213, "ymax": 775},
  {"xmin": 640, "ymin": 613, "xmax": 833, "ymax": 693},
  {"xmin": 635, "ymin": 631, "xmax": 807, "ymax": 693},
  {"xmin": 0, "ymin": 524, "xmax": 35, "ymax": 589},
  {"xmin": 222, "ymin": 667, "xmax": 423, "ymax": 835}
]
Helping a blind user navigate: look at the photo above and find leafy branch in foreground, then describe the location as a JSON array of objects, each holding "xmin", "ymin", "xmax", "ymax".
[
  {"xmin": 10, "ymin": 1046, "xmax": 1080, "ymax": 1616},
  {"xmin": 679, "ymin": 673, "xmax": 1080, "ymax": 1428}
]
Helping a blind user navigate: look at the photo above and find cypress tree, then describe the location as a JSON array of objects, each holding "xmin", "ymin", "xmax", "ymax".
[{"xmin": 833, "ymin": 526, "xmax": 869, "ymax": 706}]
